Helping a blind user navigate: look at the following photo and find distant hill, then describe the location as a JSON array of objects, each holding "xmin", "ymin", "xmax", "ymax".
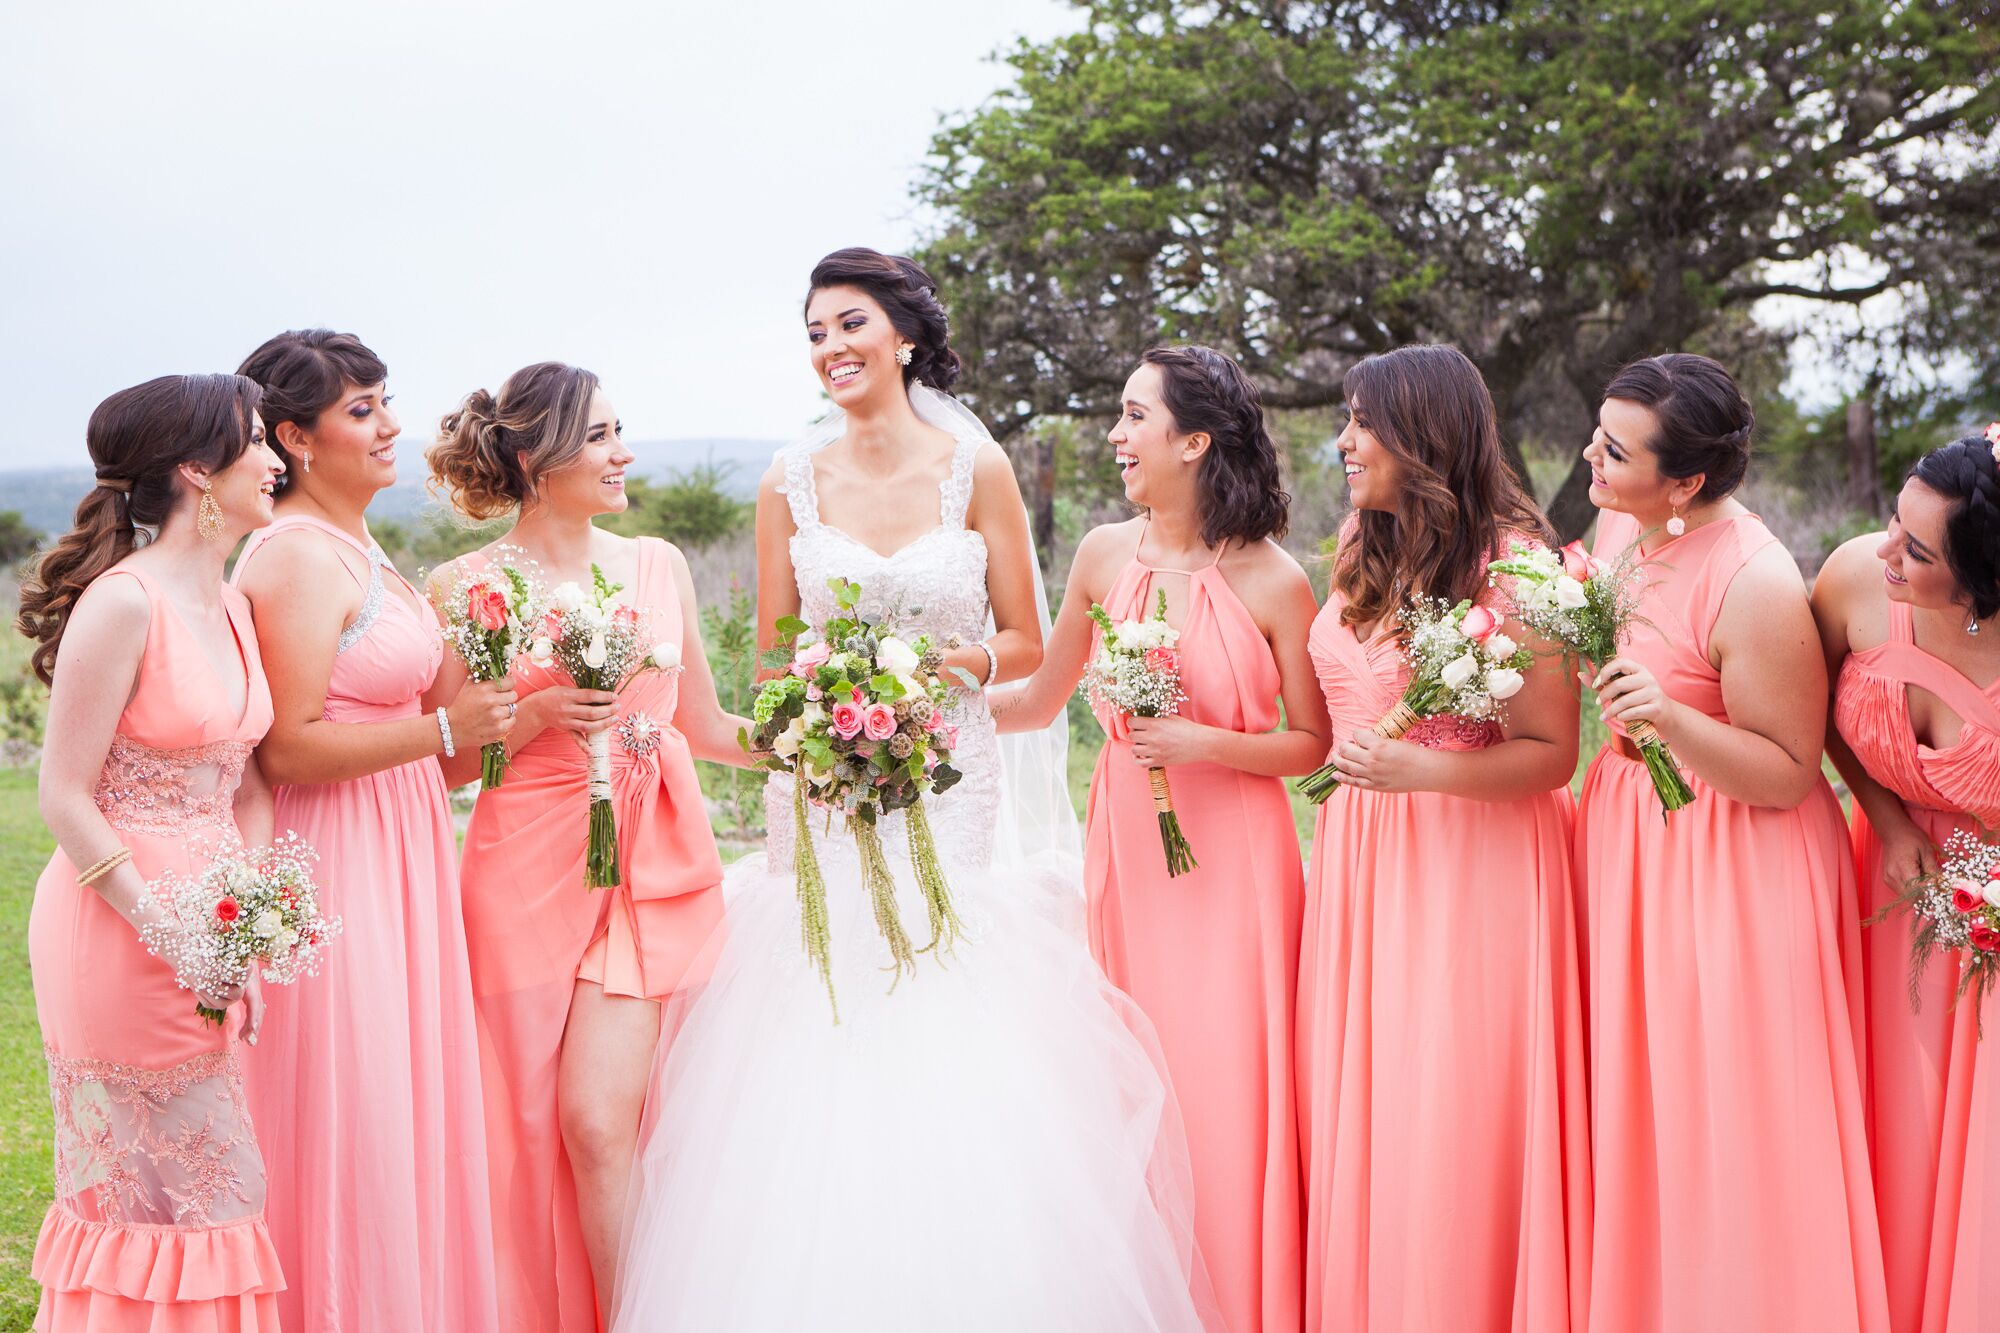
[{"xmin": 0, "ymin": 438, "xmax": 783, "ymax": 536}]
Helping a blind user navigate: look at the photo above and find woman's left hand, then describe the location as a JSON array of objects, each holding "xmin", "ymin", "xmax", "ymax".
[
  {"xmin": 1592, "ymin": 657, "xmax": 1678, "ymax": 733},
  {"xmin": 1127, "ymin": 715, "xmax": 1211, "ymax": 768},
  {"xmin": 1329, "ymin": 728, "xmax": 1436, "ymax": 794}
]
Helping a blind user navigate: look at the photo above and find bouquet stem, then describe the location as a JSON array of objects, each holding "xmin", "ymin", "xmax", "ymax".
[
  {"xmin": 1300, "ymin": 700, "xmax": 1421, "ymax": 804},
  {"xmin": 1148, "ymin": 766, "xmax": 1198, "ymax": 877},
  {"xmin": 906, "ymin": 800, "xmax": 964, "ymax": 956},
  {"xmin": 1626, "ymin": 718, "xmax": 1695, "ymax": 817},
  {"xmin": 791, "ymin": 781, "xmax": 837, "ymax": 1021},
  {"xmin": 195, "ymin": 1004, "xmax": 228, "ymax": 1028},
  {"xmin": 480, "ymin": 740, "xmax": 508, "ymax": 790},
  {"xmin": 585, "ymin": 731, "xmax": 619, "ymax": 888},
  {"xmin": 854, "ymin": 819, "xmax": 917, "ymax": 983}
]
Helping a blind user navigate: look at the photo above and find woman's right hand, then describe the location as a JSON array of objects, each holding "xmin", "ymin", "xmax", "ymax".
[
  {"xmin": 519, "ymin": 686, "xmax": 619, "ymax": 747},
  {"xmin": 192, "ymin": 978, "xmax": 245, "ymax": 1015},
  {"xmin": 448, "ymin": 676, "xmax": 520, "ymax": 750},
  {"xmin": 1874, "ymin": 814, "xmax": 1938, "ymax": 891}
]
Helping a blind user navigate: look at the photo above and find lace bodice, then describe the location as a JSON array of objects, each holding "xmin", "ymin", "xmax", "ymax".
[{"xmin": 767, "ymin": 434, "xmax": 999, "ymax": 871}]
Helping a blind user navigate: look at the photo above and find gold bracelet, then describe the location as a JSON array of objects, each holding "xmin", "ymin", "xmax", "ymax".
[{"xmin": 75, "ymin": 847, "xmax": 132, "ymax": 887}]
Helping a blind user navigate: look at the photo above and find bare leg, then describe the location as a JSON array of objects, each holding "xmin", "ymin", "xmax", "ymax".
[{"xmin": 557, "ymin": 979, "xmax": 660, "ymax": 1314}]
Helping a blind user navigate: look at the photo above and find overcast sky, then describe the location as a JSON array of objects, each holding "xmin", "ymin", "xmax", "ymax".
[{"xmin": 0, "ymin": 0, "xmax": 1078, "ymax": 474}]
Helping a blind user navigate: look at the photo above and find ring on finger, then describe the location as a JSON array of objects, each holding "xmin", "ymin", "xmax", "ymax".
[{"xmin": 506, "ymin": 702, "xmax": 517, "ymax": 717}]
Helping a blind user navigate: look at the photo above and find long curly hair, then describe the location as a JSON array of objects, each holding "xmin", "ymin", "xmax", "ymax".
[
  {"xmin": 1332, "ymin": 344, "xmax": 1551, "ymax": 629},
  {"xmin": 1140, "ymin": 345, "xmax": 1288, "ymax": 546},
  {"xmin": 428, "ymin": 362, "xmax": 602, "ymax": 521},
  {"xmin": 805, "ymin": 248, "xmax": 962, "ymax": 393}
]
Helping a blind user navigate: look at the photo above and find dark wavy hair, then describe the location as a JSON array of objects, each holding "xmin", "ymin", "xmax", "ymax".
[
  {"xmin": 1139, "ymin": 345, "xmax": 1288, "ymax": 546},
  {"xmin": 236, "ymin": 329, "xmax": 388, "ymax": 493},
  {"xmin": 805, "ymin": 248, "xmax": 961, "ymax": 392},
  {"xmin": 1909, "ymin": 434, "xmax": 2000, "ymax": 622},
  {"xmin": 16, "ymin": 374, "xmax": 263, "ymax": 684},
  {"xmin": 1333, "ymin": 344, "xmax": 1552, "ymax": 629},
  {"xmin": 428, "ymin": 362, "xmax": 602, "ymax": 521},
  {"xmin": 1601, "ymin": 353, "xmax": 1755, "ymax": 501}
]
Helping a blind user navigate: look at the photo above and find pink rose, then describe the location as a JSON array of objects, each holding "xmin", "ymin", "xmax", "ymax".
[
  {"xmin": 613, "ymin": 604, "xmax": 640, "ymax": 630},
  {"xmin": 467, "ymin": 583, "xmax": 508, "ymax": 632},
  {"xmin": 215, "ymin": 896, "xmax": 240, "ymax": 925},
  {"xmin": 1143, "ymin": 645, "xmax": 1180, "ymax": 676},
  {"xmin": 1459, "ymin": 605, "xmax": 1500, "ymax": 643},
  {"xmin": 922, "ymin": 709, "xmax": 944, "ymax": 733},
  {"xmin": 1952, "ymin": 880, "xmax": 1985, "ymax": 914},
  {"xmin": 863, "ymin": 703, "xmax": 897, "ymax": 741},
  {"xmin": 830, "ymin": 701, "xmax": 864, "ymax": 740},
  {"xmin": 806, "ymin": 683, "xmax": 822, "ymax": 701},
  {"xmin": 1559, "ymin": 540, "xmax": 1600, "ymax": 582},
  {"xmin": 1971, "ymin": 923, "xmax": 2000, "ymax": 954},
  {"xmin": 942, "ymin": 724, "xmax": 960, "ymax": 750},
  {"xmin": 541, "ymin": 609, "xmax": 564, "ymax": 640},
  {"xmin": 791, "ymin": 641, "xmax": 831, "ymax": 678}
]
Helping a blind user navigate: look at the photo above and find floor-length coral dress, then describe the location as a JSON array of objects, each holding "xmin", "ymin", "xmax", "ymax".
[
  {"xmin": 232, "ymin": 515, "xmax": 497, "ymax": 1332},
  {"xmin": 1577, "ymin": 510, "xmax": 1888, "ymax": 1333},
  {"xmin": 29, "ymin": 566, "xmax": 284, "ymax": 1332},
  {"xmin": 1296, "ymin": 585, "xmax": 1590, "ymax": 1333},
  {"xmin": 460, "ymin": 536, "xmax": 724, "ymax": 1333},
  {"xmin": 1083, "ymin": 550, "xmax": 1304, "ymax": 1333},
  {"xmin": 1835, "ymin": 596, "xmax": 2000, "ymax": 1333}
]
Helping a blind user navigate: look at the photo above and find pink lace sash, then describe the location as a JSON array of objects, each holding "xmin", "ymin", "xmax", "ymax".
[
  {"xmin": 93, "ymin": 734, "xmax": 252, "ymax": 835},
  {"xmin": 1402, "ymin": 715, "xmax": 1503, "ymax": 751}
]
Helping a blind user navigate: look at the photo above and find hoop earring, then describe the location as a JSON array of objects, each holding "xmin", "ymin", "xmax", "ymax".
[
  {"xmin": 895, "ymin": 344, "xmax": 914, "ymax": 367},
  {"xmin": 196, "ymin": 481, "xmax": 224, "ymax": 543},
  {"xmin": 1665, "ymin": 505, "xmax": 1687, "ymax": 538}
]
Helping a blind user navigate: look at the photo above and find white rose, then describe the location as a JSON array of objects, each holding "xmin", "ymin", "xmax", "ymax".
[
  {"xmin": 895, "ymin": 673, "xmax": 924, "ymax": 699},
  {"xmin": 551, "ymin": 582, "xmax": 587, "ymax": 612},
  {"xmin": 773, "ymin": 726, "xmax": 802, "ymax": 760},
  {"xmin": 1440, "ymin": 652, "xmax": 1479, "ymax": 690},
  {"xmin": 583, "ymin": 632, "xmax": 608, "ymax": 670},
  {"xmin": 801, "ymin": 701, "xmax": 825, "ymax": 728},
  {"xmin": 580, "ymin": 604, "xmax": 611, "ymax": 631},
  {"xmin": 875, "ymin": 636, "xmax": 920, "ymax": 675},
  {"xmin": 1484, "ymin": 633, "xmax": 1518, "ymax": 661},
  {"xmin": 1115, "ymin": 620, "xmax": 1147, "ymax": 646},
  {"xmin": 226, "ymin": 865, "xmax": 258, "ymax": 894},
  {"xmin": 652, "ymin": 640, "xmax": 681, "ymax": 671},
  {"xmin": 276, "ymin": 927, "xmax": 300, "ymax": 953},
  {"xmin": 528, "ymin": 637, "xmax": 556, "ymax": 668},
  {"xmin": 1984, "ymin": 879, "xmax": 2000, "ymax": 910},
  {"xmin": 251, "ymin": 909, "xmax": 284, "ymax": 941},
  {"xmin": 1486, "ymin": 666, "xmax": 1526, "ymax": 700},
  {"xmin": 1554, "ymin": 576, "xmax": 1588, "ymax": 610}
]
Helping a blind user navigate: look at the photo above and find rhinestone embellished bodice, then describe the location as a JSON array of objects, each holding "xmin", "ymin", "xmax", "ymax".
[
  {"xmin": 94, "ymin": 734, "xmax": 255, "ymax": 835},
  {"xmin": 766, "ymin": 434, "xmax": 999, "ymax": 871}
]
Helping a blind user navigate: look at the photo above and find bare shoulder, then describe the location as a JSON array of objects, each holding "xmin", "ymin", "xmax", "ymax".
[
  {"xmin": 1735, "ymin": 537, "xmax": 1812, "ymax": 599},
  {"xmin": 69, "ymin": 565, "xmax": 154, "ymax": 638},
  {"xmin": 1813, "ymin": 532, "xmax": 1886, "ymax": 602},
  {"xmin": 756, "ymin": 455, "xmax": 791, "ymax": 499},
  {"xmin": 1074, "ymin": 517, "xmax": 1143, "ymax": 567},
  {"xmin": 969, "ymin": 442, "xmax": 1024, "ymax": 498},
  {"xmin": 1227, "ymin": 537, "xmax": 1312, "ymax": 592},
  {"xmin": 235, "ymin": 523, "xmax": 354, "ymax": 598}
]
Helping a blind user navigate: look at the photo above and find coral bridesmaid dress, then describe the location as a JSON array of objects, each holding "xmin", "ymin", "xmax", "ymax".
[
  {"xmin": 460, "ymin": 536, "xmax": 724, "ymax": 1333},
  {"xmin": 1835, "ymin": 597, "xmax": 2000, "ymax": 1333},
  {"xmin": 232, "ymin": 515, "xmax": 497, "ymax": 1332},
  {"xmin": 1296, "ymin": 585, "xmax": 1590, "ymax": 1333},
  {"xmin": 1577, "ymin": 510, "xmax": 1888, "ymax": 1333},
  {"xmin": 1083, "ymin": 549, "xmax": 1304, "ymax": 1333},
  {"xmin": 28, "ymin": 566, "xmax": 284, "ymax": 1331}
]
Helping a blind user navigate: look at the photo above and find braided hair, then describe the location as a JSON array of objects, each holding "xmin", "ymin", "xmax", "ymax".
[
  {"xmin": 1139, "ymin": 344, "xmax": 1289, "ymax": 546},
  {"xmin": 805, "ymin": 248, "xmax": 962, "ymax": 392},
  {"xmin": 1910, "ymin": 434, "xmax": 2000, "ymax": 622},
  {"xmin": 1602, "ymin": 353, "xmax": 1756, "ymax": 501}
]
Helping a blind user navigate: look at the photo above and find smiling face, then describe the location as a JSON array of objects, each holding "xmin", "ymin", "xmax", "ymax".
[
  {"xmin": 190, "ymin": 411, "xmax": 286, "ymax": 536},
  {"xmin": 1333, "ymin": 395, "xmax": 1403, "ymax": 512},
  {"xmin": 287, "ymin": 381, "xmax": 400, "ymax": 496},
  {"xmin": 532, "ymin": 389, "xmax": 632, "ymax": 519},
  {"xmin": 1108, "ymin": 363, "xmax": 1207, "ymax": 509},
  {"xmin": 1582, "ymin": 396, "xmax": 1702, "ymax": 522},
  {"xmin": 806, "ymin": 285, "xmax": 911, "ymax": 410},
  {"xmin": 1877, "ymin": 477, "xmax": 1962, "ymax": 611}
]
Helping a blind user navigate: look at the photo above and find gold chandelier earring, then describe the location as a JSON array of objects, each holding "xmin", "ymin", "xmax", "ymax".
[{"xmin": 196, "ymin": 479, "xmax": 225, "ymax": 542}]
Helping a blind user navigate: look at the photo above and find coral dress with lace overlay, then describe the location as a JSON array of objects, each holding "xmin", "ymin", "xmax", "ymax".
[
  {"xmin": 1295, "ymin": 582, "xmax": 1591, "ymax": 1333},
  {"xmin": 1577, "ymin": 510, "xmax": 1887, "ymax": 1333},
  {"xmin": 459, "ymin": 536, "xmax": 724, "ymax": 1333},
  {"xmin": 230, "ymin": 516, "xmax": 497, "ymax": 1332},
  {"xmin": 28, "ymin": 566, "xmax": 284, "ymax": 1332},
  {"xmin": 1834, "ymin": 597, "xmax": 2000, "ymax": 1333},
  {"xmin": 1084, "ymin": 549, "xmax": 1305, "ymax": 1333}
]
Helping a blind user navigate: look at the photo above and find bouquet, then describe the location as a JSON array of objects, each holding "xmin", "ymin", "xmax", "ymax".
[
  {"xmin": 1298, "ymin": 596, "xmax": 1534, "ymax": 804},
  {"xmin": 139, "ymin": 833, "xmax": 342, "ymax": 1025},
  {"xmin": 1082, "ymin": 593, "xmax": 1197, "ymax": 875},
  {"xmin": 743, "ymin": 578, "xmax": 965, "ymax": 1017},
  {"xmin": 435, "ymin": 547, "xmax": 545, "ymax": 789},
  {"xmin": 541, "ymin": 565, "xmax": 681, "ymax": 889},
  {"xmin": 1876, "ymin": 830, "xmax": 2000, "ymax": 1035},
  {"xmin": 1488, "ymin": 539, "xmax": 1696, "ymax": 814}
]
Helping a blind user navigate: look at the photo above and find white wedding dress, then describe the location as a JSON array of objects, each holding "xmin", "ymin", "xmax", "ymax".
[{"xmin": 610, "ymin": 391, "xmax": 1214, "ymax": 1332}]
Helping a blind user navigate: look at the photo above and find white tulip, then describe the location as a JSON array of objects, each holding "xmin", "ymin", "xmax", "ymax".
[
  {"xmin": 1486, "ymin": 667, "xmax": 1526, "ymax": 700},
  {"xmin": 652, "ymin": 640, "xmax": 682, "ymax": 671},
  {"xmin": 773, "ymin": 727, "xmax": 802, "ymax": 760},
  {"xmin": 1440, "ymin": 652, "xmax": 1479, "ymax": 690},
  {"xmin": 875, "ymin": 636, "xmax": 920, "ymax": 675},
  {"xmin": 1484, "ymin": 633, "xmax": 1518, "ymax": 660},
  {"xmin": 583, "ymin": 632, "xmax": 608, "ymax": 671},
  {"xmin": 1554, "ymin": 576, "xmax": 1589, "ymax": 609}
]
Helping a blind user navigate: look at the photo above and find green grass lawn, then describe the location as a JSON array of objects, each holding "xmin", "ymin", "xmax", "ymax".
[{"xmin": 0, "ymin": 768, "xmax": 51, "ymax": 1331}]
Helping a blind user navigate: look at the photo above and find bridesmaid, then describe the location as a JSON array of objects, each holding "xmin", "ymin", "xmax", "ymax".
[
  {"xmin": 1815, "ymin": 430, "xmax": 2000, "ymax": 1333},
  {"xmin": 231, "ymin": 329, "xmax": 514, "ymax": 1332},
  {"xmin": 1577, "ymin": 352, "xmax": 1888, "ymax": 1332},
  {"xmin": 428, "ymin": 364, "xmax": 748, "ymax": 1331},
  {"xmin": 17, "ymin": 375, "xmax": 286, "ymax": 1330},
  {"xmin": 1296, "ymin": 344, "xmax": 1590, "ymax": 1333},
  {"xmin": 997, "ymin": 344, "xmax": 1328, "ymax": 1333}
]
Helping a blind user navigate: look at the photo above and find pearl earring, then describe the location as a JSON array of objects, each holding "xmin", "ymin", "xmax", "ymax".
[
  {"xmin": 1970, "ymin": 613, "xmax": 1984, "ymax": 637},
  {"xmin": 1666, "ymin": 507, "xmax": 1687, "ymax": 538},
  {"xmin": 895, "ymin": 344, "xmax": 914, "ymax": 367}
]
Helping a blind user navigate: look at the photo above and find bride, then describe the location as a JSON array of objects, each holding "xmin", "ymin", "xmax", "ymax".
[{"xmin": 609, "ymin": 248, "xmax": 1215, "ymax": 1332}]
